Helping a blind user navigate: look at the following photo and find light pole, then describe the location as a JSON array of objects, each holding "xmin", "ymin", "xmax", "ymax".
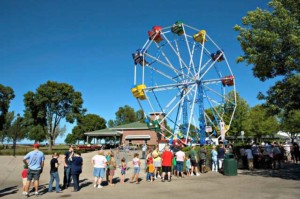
[{"xmin": 13, "ymin": 113, "xmax": 20, "ymax": 157}]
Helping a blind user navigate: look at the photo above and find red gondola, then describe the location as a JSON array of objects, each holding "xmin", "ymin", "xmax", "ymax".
[
  {"xmin": 148, "ymin": 26, "xmax": 163, "ymax": 43},
  {"xmin": 221, "ymin": 75, "xmax": 234, "ymax": 86}
]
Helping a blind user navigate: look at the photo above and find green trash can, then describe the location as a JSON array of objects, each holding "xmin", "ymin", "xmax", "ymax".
[{"xmin": 223, "ymin": 153, "xmax": 237, "ymax": 176}]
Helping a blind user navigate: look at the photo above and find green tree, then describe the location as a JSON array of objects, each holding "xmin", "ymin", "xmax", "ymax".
[
  {"xmin": 109, "ymin": 105, "xmax": 138, "ymax": 127},
  {"xmin": 24, "ymin": 81, "xmax": 85, "ymax": 150},
  {"xmin": 258, "ymin": 74, "xmax": 300, "ymax": 116},
  {"xmin": 0, "ymin": 84, "xmax": 15, "ymax": 143},
  {"xmin": 6, "ymin": 112, "xmax": 27, "ymax": 147},
  {"xmin": 68, "ymin": 114, "xmax": 106, "ymax": 143},
  {"xmin": 234, "ymin": 0, "xmax": 300, "ymax": 115},
  {"xmin": 280, "ymin": 110, "xmax": 300, "ymax": 142},
  {"xmin": 248, "ymin": 105, "xmax": 279, "ymax": 142},
  {"xmin": 135, "ymin": 109, "xmax": 145, "ymax": 122},
  {"xmin": 225, "ymin": 92, "xmax": 251, "ymax": 138},
  {"xmin": 65, "ymin": 133, "xmax": 77, "ymax": 145}
]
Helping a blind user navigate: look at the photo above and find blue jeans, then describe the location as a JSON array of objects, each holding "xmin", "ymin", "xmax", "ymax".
[
  {"xmin": 63, "ymin": 166, "xmax": 72, "ymax": 187},
  {"xmin": 176, "ymin": 161, "xmax": 184, "ymax": 172},
  {"xmin": 72, "ymin": 174, "xmax": 80, "ymax": 191},
  {"xmin": 146, "ymin": 172, "xmax": 154, "ymax": 180},
  {"xmin": 48, "ymin": 171, "xmax": 60, "ymax": 192}
]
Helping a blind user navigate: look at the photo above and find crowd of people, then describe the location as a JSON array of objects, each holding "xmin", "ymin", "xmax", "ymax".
[
  {"xmin": 22, "ymin": 144, "xmax": 83, "ymax": 197},
  {"xmin": 20, "ymin": 141, "xmax": 299, "ymax": 196},
  {"xmin": 237, "ymin": 141, "xmax": 300, "ymax": 170}
]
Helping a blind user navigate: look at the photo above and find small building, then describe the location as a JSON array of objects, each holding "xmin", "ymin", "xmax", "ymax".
[{"xmin": 84, "ymin": 121, "xmax": 162, "ymax": 146}]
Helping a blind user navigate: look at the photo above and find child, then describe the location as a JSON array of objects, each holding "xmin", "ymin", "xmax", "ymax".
[
  {"xmin": 21, "ymin": 164, "xmax": 28, "ymax": 195},
  {"xmin": 148, "ymin": 163, "xmax": 155, "ymax": 182},
  {"xmin": 130, "ymin": 153, "xmax": 141, "ymax": 184},
  {"xmin": 185, "ymin": 156, "xmax": 191, "ymax": 176},
  {"xmin": 211, "ymin": 146, "xmax": 218, "ymax": 172},
  {"xmin": 108, "ymin": 154, "xmax": 117, "ymax": 186},
  {"xmin": 172, "ymin": 157, "xmax": 177, "ymax": 176},
  {"xmin": 120, "ymin": 158, "xmax": 127, "ymax": 184},
  {"xmin": 146, "ymin": 152, "xmax": 153, "ymax": 181},
  {"xmin": 48, "ymin": 153, "xmax": 62, "ymax": 193}
]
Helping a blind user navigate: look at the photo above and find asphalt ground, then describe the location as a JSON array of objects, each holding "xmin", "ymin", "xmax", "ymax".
[{"xmin": 0, "ymin": 149, "xmax": 300, "ymax": 199}]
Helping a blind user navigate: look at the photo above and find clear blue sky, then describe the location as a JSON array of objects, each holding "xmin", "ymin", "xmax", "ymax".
[{"xmin": 0, "ymin": 0, "xmax": 273, "ymax": 143}]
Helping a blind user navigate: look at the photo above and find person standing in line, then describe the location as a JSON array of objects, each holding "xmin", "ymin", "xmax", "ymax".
[
  {"xmin": 71, "ymin": 151, "xmax": 83, "ymax": 192},
  {"xmin": 105, "ymin": 151, "xmax": 112, "ymax": 182},
  {"xmin": 175, "ymin": 147, "xmax": 185, "ymax": 178},
  {"xmin": 120, "ymin": 158, "xmax": 127, "ymax": 184},
  {"xmin": 108, "ymin": 154, "xmax": 117, "ymax": 186},
  {"xmin": 23, "ymin": 143, "xmax": 45, "ymax": 197},
  {"xmin": 92, "ymin": 150, "xmax": 107, "ymax": 188},
  {"xmin": 153, "ymin": 152, "xmax": 162, "ymax": 179},
  {"xmin": 218, "ymin": 144, "xmax": 225, "ymax": 172},
  {"xmin": 190, "ymin": 145, "xmax": 200, "ymax": 176},
  {"xmin": 63, "ymin": 145, "xmax": 73, "ymax": 189},
  {"xmin": 211, "ymin": 145, "xmax": 218, "ymax": 172},
  {"xmin": 185, "ymin": 156, "xmax": 191, "ymax": 176},
  {"xmin": 161, "ymin": 145, "xmax": 173, "ymax": 182},
  {"xmin": 142, "ymin": 144, "xmax": 147, "ymax": 159},
  {"xmin": 245, "ymin": 146, "xmax": 254, "ymax": 170},
  {"xmin": 146, "ymin": 151, "xmax": 153, "ymax": 181},
  {"xmin": 199, "ymin": 145, "xmax": 207, "ymax": 174},
  {"xmin": 130, "ymin": 153, "xmax": 141, "ymax": 184},
  {"xmin": 148, "ymin": 162, "xmax": 155, "ymax": 182},
  {"xmin": 21, "ymin": 165, "xmax": 29, "ymax": 195},
  {"xmin": 48, "ymin": 153, "xmax": 62, "ymax": 193}
]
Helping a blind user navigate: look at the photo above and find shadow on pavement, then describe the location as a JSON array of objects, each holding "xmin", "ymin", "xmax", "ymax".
[
  {"xmin": 0, "ymin": 185, "xmax": 18, "ymax": 197},
  {"xmin": 239, "ymin": 163, "xmax": 300, "ymax": 181}
]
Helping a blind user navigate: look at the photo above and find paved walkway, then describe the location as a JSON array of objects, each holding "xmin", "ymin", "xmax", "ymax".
[{"xmin": 0, "ymin": 149, "xmax": 300, "ymax": 199}]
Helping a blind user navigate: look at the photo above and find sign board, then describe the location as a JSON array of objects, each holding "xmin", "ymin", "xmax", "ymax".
[{"xmin": 205, "ymin": 126, "xmax": 212, "ymax": 133}]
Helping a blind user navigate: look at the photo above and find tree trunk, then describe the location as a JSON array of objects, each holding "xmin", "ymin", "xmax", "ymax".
[{"xmin": 48, "ymin": 135, "xmax": 54, "ymax": 151}]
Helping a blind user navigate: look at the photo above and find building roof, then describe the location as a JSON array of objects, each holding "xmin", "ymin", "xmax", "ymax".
[
  {"xmin": 84, "ymin": 128, "xmax": 122, "ymax": 137},
  {"xmin": 84, "ymin": 121, "xmax": 149, "ymax": 137},
  {"xmin": 110, "ymin": 121, "xmax": 148, "ymax": 130}
]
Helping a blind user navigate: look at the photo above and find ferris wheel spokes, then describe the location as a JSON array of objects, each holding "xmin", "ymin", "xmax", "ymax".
[{"xmin": 132, "ymin": 21, "xmax": 237, "ymax": 145}]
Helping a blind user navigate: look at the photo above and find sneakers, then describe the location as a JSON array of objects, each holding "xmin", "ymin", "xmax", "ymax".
[
  {"xmin": 93, "ymin": 184, "xmax": 97, "ymax": 188},
  {"xmin": 34, "ymin": 192, "xmax": 40, "ymax": 197},
  {"xmin": 196, "ymin": 173, "xmax": 200, "ymax": 176},
  {"xmin": 97, "ymin": 185, "xmax": 103, "ymax": 189},
  {"xmin": 157, "ymin": 175, "xmax": 161, "ymax": 179},
  {"xmin": 191, "ymin": 173, "xmax": 195, "ymax": 176}
]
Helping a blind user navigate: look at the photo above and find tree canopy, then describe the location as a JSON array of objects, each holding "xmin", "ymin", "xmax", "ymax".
[
  {"xmin": 248, "ymin": 105, "xmax": 279, "ymax": 141},
  {"xmin": 234, "ymin": 0, "xmax": 299, "ymax": 80},
  {"xmin": 280, "ymin": 110, "xmax": 300, "ymax": 141},
  {"xmin": 108, "ymin": 105, "xmax": 144, "ymax": 127},
  {"xmin": 0, "ymin": 84, "xmax": 15, "ymax": 132},
  {"xmin": 234, "ymin": 0, "xmax": 300, "ymax": 115},
  {"xmin": 67, "ymin": 114, "xmax": 107, "ymax": 144},
  {"xmin": 24, "ymin": 81, "xmax": 85, "ymax": 149}
]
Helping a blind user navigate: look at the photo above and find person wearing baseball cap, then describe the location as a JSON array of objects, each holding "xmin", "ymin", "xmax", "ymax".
[{"xmin": 23, "ymin": 143, "xmax": 45, "ymax": 197}]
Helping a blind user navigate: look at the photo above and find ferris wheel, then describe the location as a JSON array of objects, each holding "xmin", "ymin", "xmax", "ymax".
[{"xmin": 131, "ymin": 21, "xmax": 237, "ymax": 145}]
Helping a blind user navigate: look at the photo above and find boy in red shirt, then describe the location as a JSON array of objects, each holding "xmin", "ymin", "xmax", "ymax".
[{"xmin": 161, "ymin": 145, "xmax": 173, "ymax": 182}]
